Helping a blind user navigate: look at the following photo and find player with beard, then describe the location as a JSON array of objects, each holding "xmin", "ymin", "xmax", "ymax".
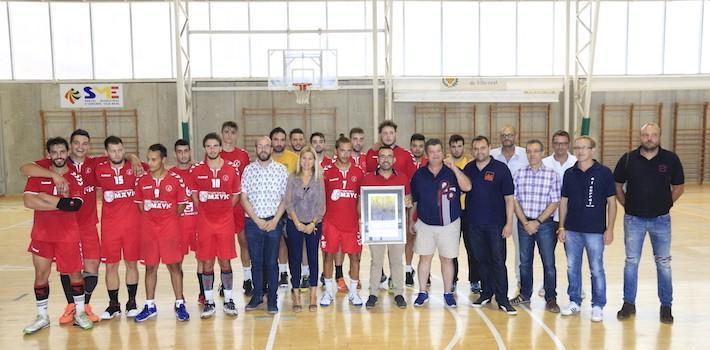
[
  {"xmin": 311, "ymin": 132, "xmax": 332, "ymax": 167},
  {"xmin": 410, "ymin": 133, "xmax": 428, "ymax": 169},
  {"xmin": 349, "ymin": 128, "xmax": 368, "ymax": 169},
  {"xmin": 22, "ymin": 137, "xmax": 93, "ymax": 333},
  {"xmin": 218, "ymin": 122, "xmax": 253, "ymax": 296},
  {"xmin": 94, "ymin": 136, "xmax": 148, "ymax": 320},
  {"xmin": 189, "ymin": 133, "xmax": 241, "ymax": 318},
  {"xmin": 290, "ymin": 128, "xmax": 306, "ymax": 153}
]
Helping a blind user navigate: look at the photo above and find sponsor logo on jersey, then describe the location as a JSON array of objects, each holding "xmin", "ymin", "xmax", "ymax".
[
  {"xmin": 198, "ymin": 191, "xmax": 230, "ymax": 202},
  {"xmin": 330, "ymin": 189, "xmax": 357, "ymax": 201},
  {"xmin": 84, "ymin": 185, "xmax": 96, "ymax": 194},
  {"xmin": 143, "ymin": 200, "xmax": 173, "ymax": 211},
  {"xmin": 103, "ymin": 189, "xmax": 136, "ymax": 203},
  {"xmin": 165, "ymin": 184, "xmax": 173, "ymax": 192},
  {"xmin": 41, "ymin": 181, "xmax": 52, "ymax": 185},
  {"xmin": 197, "ymin": 175, "xmax": 209, "ymax": 179}
]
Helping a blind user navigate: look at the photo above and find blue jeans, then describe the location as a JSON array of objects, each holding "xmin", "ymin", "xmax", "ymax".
[
  {"xmin": 623, "ymin": 214, "xmax": 673, "ymax": 306},
  {"xmin": 285, "ymin": 219, "xmax": 322, "ymax": 288},
  {"xmin": 564, "ymin": 230, "xmax": 606, "ymax": 307},
  {"xmin": 518, "ymin": 220, "xmax": 557, "ymax": 300},
  {"xmin": 467, "ymin": 223, "xmax": 508, "ymax": 306},
  {"xmin": 245, "ymin": 217, "xmax": 284, "ymax": 307}
]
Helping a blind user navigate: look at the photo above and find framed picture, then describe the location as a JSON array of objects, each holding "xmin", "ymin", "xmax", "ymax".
[{"xmin": 360, "ymin": 186, "xmax": 407, "ymax": 245}]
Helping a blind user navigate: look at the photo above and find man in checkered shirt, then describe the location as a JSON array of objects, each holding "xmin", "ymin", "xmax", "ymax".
[{"xmin": 509, "ymin": 139, "xmax": 561, "ymax": 313}]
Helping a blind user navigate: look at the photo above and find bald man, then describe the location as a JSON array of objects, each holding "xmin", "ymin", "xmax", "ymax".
[{"xmin": 614, "ymin": 122, "xmax": 684, "ymax": 324}]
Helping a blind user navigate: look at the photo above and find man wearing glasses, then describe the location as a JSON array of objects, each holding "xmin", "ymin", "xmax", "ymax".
[{"xmin": 491, "ymin": 125, "xmax": 528, "ymax": 292}]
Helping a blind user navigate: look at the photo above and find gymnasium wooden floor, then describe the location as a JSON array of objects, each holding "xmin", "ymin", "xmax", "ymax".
[{"xmin": 1, "ymin": 185, "xmax": 708, "ymax": 349}]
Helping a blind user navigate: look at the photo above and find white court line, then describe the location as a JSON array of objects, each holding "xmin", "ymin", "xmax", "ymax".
[
  {"xmin": 265, "ymin": 286, "xmax": 287, "ymax": 350},
  {"xmin": 426, "ymin": 275, "xmax": 465, "ymax": 350},
  {"xmin": 519, "ymin": 306, "xmax": 566, "ymax": 350},
  {"xmin": 0, "ymin": 219, "xmax": 32, "ymax": 232}
]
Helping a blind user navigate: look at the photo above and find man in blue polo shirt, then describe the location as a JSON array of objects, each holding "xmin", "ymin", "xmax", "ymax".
[
  {"xmin": 410, "ymin": 138, "xmax": 471, "ymax": 308},
  {"xmin": 463, "ymin": 135, "xmax": 517, "ymax": 315},
  {"xmin": 558, "ymin": 136, "xmax": 616, "ymax": 323}
]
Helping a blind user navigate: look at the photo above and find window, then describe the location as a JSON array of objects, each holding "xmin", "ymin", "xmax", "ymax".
[
  {"xmin": 442, "ymin": 1, "xmax": 479, "ymax": 76},
  {"xmin": 627, "ymin": 1, "xmax": 664, "ymax": 75},
  {"xmin": 664, "ymin": 0, "xmax": 702, "ymax": 74},
  {"xmin": 404, "ymin": 1, "xmax": 441, "ymax": 76},
  {"xmin": 92, "ymin": 2, "xmax": 132, "ymax": 79},
  {"xmin": 9, "ymin": 2, "xmax": 52, "ymax": 79},
  {"xmin": 594, "ymin": 1, "xmax": 627, "ymax": 75},
  {"xmin": 132, "ymin": 2, "xmax": 172, "ymax": 78},
  {"xmin": 480, "ymin": 2, "xmax": 516, "ymax": 75}
]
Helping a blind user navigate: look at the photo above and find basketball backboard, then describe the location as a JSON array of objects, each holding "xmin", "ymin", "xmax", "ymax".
[{"xmin": 268, "ymin": 49, "xmax": 338, "ymax": 91}]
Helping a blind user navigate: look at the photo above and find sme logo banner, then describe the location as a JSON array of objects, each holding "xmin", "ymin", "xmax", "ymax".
[{"xmin": 60, "ymin": 84, "xmax": 123, "ymax": 108}]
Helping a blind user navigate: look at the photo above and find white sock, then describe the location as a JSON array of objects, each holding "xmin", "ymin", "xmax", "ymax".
[
  {"xmin": 175, "ymin": 299, "xmax": 184, "ymax": 307},
  {"xmin": 279, "ymin": 264, "xmax": 288, "ymax": 274},
  {"xmin": 73, "ymin": 294, "xmax": 86, "ymax": 313},
  {"xmin": 145, "ymin": 299, "xmax": 155, "ymax": 308},
  {"xmin": 243, "ymin": 266, "xmax": 252, "ymax": 281},
  {"xmin": 325, "ymin": 278, "xmax": 335, "ymax": 296},
  {"xmin": 37, "ymin": 299, "xmax": 49, "ymax": 317},
  {"xmin": 301, "ymin": 265, "xmax": 310, "ymax": 277},
  {"xmin": 406, "ymin": 265, "xmax": 413, "ymax": 273},
  {"xmin": 205, "ymin": 290, "xmax": 214, "ymax": 303},
  {"xmin": 224, "ymin": 289, "xmax": 233, "ymax": 301},
  {"xmin": 349, "ymin": 280, "xmax": 359, "ymax": 294}
]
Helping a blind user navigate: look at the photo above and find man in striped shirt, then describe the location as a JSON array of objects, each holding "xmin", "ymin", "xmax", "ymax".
[{"xmin": 510, "ymin": 139, "xmax": 561, "ymax": 313}]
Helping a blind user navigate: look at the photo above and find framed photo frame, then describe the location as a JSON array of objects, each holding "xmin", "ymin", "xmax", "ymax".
[{"xmin": 360, "ymin": 186, "xmax": 407, "ymax": 245}]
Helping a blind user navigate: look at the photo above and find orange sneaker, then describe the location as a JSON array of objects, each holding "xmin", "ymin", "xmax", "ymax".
[
  {"xmin": 84, "ymin": 304, "xmax": 100, "ymax": 322},
  {"xmin": 336, "ymin": 278, "xmax": 347, "ymax": 293},
  {"xmin": 59, "ymin": 303, "xmax": 76, "ymax": 325}
]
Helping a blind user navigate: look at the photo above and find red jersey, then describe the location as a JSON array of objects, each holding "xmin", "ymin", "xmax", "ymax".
[
  {"xmin": 134, "ymin": 172, "xmax": 190, "ymax": 238},
  {"xmin": 169, "ymin": 166, "xmax": 197, "ymax": 218},
  {"xmin": 24, "ymin": 170, "xmax": 84, "ymax": 243},
  {"xmin": 361, "ymin": 170, "xmax": 412, "ymax": 195},
  {"xmin": 320, "ymin": 155, "xmax": 333, "ymax": 168},
  {"xmin": 415, "ymin": 157, "xmax": 428, "ymax": 169},
  {"xmin": 365, "ymin": 145, "xmax": 417, "ymax": 178},
  {"xmin": 220, "ymin": 147, "xmax": 249, "ymax": 233},
  {"xmin": 94, "ymin": 160, "xmax": 147, "ymax": 235},
  {"xmin": 189, "ymin": 160, "xmax": 241, "ymax": 235},
  {"xmin": 35, "ymin": 156, "xmax": 107, "ymax": 226},
  {"xmin": 323, "ymin": 163, "xmax": 364, "ymax": 232},
  {"xmin": 352, "ymin": 152, "xmax": 368, "ymax": 170}
]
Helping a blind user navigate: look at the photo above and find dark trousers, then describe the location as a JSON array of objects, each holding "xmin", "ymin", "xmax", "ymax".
[
  {"xmin": 468, "ymin": 223, "xmax": 509, "ymax": 305},
  {"xmin": 245, "ymin": 217, "xmax": 284, "ymax": 307},
  {"xmin": 285, "ymin": 219, "xmax": 322, "ymax": 288},
  {"xmin": 454, "ymin": 217, "xmax": 481, "ymax": 284}
]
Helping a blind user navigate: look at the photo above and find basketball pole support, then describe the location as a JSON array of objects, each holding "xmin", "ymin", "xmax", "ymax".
[
  {"xmin": 572, "ymin": 0, "xmax": 600, "ymax": 136},
  {"xmin": 372, "ymin": 0, "xmax": 394, "ymax": 137},
  {"xmin": 174, "ymin": 0, "xmax": 193, "ymax": 146}
]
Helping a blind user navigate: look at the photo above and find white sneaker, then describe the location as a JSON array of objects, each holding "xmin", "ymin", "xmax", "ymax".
[
  {"xmin": 23, "ymin": 314, "xmax": 50, "ymax": 334},
  {"xmin": 561, "ymin": 302, "xmax": 581, "ymax": 316},
  {"xmin": 319, "ymin": 292, "xmax": 334, "ymax": 307},
  {"xmin": 348, "ymin": 292, "xmax": 363, "ymax": 306},
  {"xmin": 126, "ymin": 308, "xmax": 140, "ymax": 318},
  {"xmin": 591, "ymin": 306, "xmax": 603, "ymax": 322},
  {"xmin": 538, "ymin": 287, "xmax": 545, "ymax": 297}
]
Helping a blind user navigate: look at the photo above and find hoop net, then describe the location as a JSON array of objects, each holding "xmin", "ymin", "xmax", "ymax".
[{"xmin": 292, "ymin": 83, "xmax": 312, "ymax": 105}]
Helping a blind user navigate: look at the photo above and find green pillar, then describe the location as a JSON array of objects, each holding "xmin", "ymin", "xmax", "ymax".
[
  {"xmin": 581, "ymin": 117, "xmax": 591, "ymax": 136},
  {"xmin": 181, "ymin": 121, "xmax": 190, "ymax": 144}
]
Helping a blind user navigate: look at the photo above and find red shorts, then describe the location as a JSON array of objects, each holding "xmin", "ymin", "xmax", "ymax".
[
  {"xmin": 197, "ymin": 232, "xmax": 237, "ymax": 261},
  {"xmin": 79, "ymin": 223, "xmax": 101, "ymax": 260},
  {"xmin": 320, "ymin": 220, "xmax": 362, "ymax": 254},
  {"xmin": 141, "ymin": 233, "xmax": 183, "ymax": 266},
  {"xmin": 180, "ymin": 216, "xmax": 198, "ymax": 255},
  {"xmin": 100, "ymin": 230, "xmax": 140, "ymax": 264},
  {"xmin": 28, "ymin": 240, "xmax": 83, "ymax": 273},
  {"xmin": 233, "ymin": 205, "xmax": 245, "ymax": 234}
]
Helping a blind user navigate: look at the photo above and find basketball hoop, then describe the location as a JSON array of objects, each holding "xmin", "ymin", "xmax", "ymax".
[{"xmin": 292, "ymin": 83, "xmax": 312, "ymax": 105}]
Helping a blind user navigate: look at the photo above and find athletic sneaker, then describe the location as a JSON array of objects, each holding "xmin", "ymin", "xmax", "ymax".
[
  {"xmin": 23, "ymin": 314, "xmax": 50, "ymax": 334},
  {"xmin": 413, "ymin": 292, "xmax": 429, "ymax": 307},
  {"xmin": 591, "ymin": 306, "xmax": 603, "ymax": 322},
  {"xmin": 279, "ymin": 272, "xmax": 289, "ymax": 287},
  {"xmin": 126, "ymin": 300, "xmax": 140, "ymax": 318},
  {"xmin": 538, "ymin": 286, "xmax": 545, "ymax": 297},
  {"xmin": 201, "ymin": 303, "xmax": 216, "ymax": 319},
  {"xmin": 74, "ymin": 311, "xmax": 93, "ymax": 330},
  {"xmin": 223, "ymin": 300, "xmax": 238, "ymax": 317},
  {"xmin": 319, "ymin": 292, "xmax": 334, "ymax": 307},
  {"xmin": 300, "ymin": 276, "xmax": 309, "ymax": 292},
  {"xmin": 84, "ymin": 304, "xmax": 100, "ymax": 322},
  {"xmin": 243, "ymin": 280, "xmax": 253, "ymax": 296},
  {"xmin": 101, "ymin": 302, "xmax": 121, "ymax": 320},
  {"xmin": 470, "ymin": 281, "xmax": 482, "ymax": 294},
  {"xmin": 405, "ymin": 271, "xmax": 415, "ymax": 287},
  {"xmin": 135, "ymin": 305, "xmax": 158, "ymax": 322},
  {"xmin": 394, "ymin": 295, "xmax": 407, "ymax": 308},
  {"xmin": 197, "ymin": 294, "xmax": 205, "ymax": 305},
  {"xmin": 59, "ymin": 303, "xmax": 76, "ymax": 324},
  {"xmin": 444, "ymin": 293, "xmax": 457, "ymax": 308},
  {"xmin": 348, "ymin": 292, "xmax": 363, "ymax": 307},
  {"xmin": 175, "ymin": 304, "xmax": 190, "ymax": 321},
  {"xmin": 365, "ymin": 295, "xmax": 378, "ymax": 309},
  {"xmin": 498, "ymin": 303, "xmax": 518, "ymax": 315},
  {"xmin": 471, "ymin": 296, "xmax": 492, "ymax": 308},
  {"xmin": 509, "ymin": 294, "xmax": 531, "ymax": 306},
  {"xmin": 245, "ymin": 298, "xmax": 264, "ymax": 311},
  {"xmin": 561, "ymin": 302, "xmax": 581, "ymax": 316},
  {"xmin": 336, "ymin": 278, "xmax": 347, "ymax": 293}
]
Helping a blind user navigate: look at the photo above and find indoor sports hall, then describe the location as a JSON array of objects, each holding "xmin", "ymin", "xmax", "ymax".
[{"xmin": 0, "ymin": 0, "xmax": 708, "ymax": 349}]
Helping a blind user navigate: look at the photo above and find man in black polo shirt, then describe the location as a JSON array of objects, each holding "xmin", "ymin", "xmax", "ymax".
[
  {"xmin": 463, "ymin": 136, "xmax": 517, "ymax": 315},
  {"xmin": 614, "ymin": 122, "xmax": 684, "ymax": 324}
]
